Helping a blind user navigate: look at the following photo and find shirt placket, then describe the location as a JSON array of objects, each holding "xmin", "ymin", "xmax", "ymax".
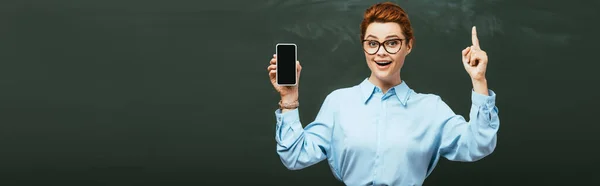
[{"xmin": 373, "ymin": 91, "xmax": 388, "ymax": 185}]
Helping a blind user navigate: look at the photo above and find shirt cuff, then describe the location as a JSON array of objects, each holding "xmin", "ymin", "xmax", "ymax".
[
  {"xmin": 471, "ymin": 89, "xmax": 496, "ymax": 110},
  {"xmin": 274, "ymin": 108, "xmax": 302, "ymax": 131}
]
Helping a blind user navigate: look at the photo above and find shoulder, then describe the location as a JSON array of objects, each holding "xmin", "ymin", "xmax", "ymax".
[
  {"xmin": 319, "ymin": 84, "xmax": 362, "ymax": 106},
  {"xmin": 323, "ymin": 87, "xmax": 352, "ymax": 102},
  {"xmin": 408, "ymin": 89, "xmax": 444, "ymax": 108}
]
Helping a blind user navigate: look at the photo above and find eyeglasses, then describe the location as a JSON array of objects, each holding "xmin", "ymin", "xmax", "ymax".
[{"xmin": 362, "ymin": 39, "xmax": 405, "ymax": 55}]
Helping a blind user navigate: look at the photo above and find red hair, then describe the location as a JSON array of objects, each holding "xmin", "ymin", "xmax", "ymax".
[{"xmin": 360, "ymin": 2, "xmax": 414, "ymax": 46}]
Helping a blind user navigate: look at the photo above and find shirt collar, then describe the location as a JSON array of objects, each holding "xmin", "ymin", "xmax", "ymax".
[{"xmin": 359, "ymin": 77, "xmax": 412, "ymax": 106}]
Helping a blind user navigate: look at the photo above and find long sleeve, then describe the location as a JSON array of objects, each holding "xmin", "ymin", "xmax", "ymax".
[
  {"xmin": 274, "ymin": 92, "xmax": 337, "ymax": 170},
  {"xmin": 437, "ymin": 89, "xmax": 500, "ymax": 162}
]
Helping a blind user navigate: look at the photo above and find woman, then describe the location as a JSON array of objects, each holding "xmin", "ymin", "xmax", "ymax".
[{"xmin": 266, "ymin": 2, "xmax": 499, "ymax": 185}]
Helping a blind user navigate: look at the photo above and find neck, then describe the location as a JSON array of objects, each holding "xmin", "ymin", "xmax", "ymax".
[{"xmin": 368, "ymin": 73, "xmax": 402, "ymax": 94}]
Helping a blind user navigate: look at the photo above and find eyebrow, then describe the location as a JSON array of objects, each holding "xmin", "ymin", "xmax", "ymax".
[{"xmin": 365, "ymin": 34, "xmax": 401, "ymax": 39}]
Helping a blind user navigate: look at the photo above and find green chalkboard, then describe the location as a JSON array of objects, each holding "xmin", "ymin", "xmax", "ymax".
[{"xmin": 0, "ymin": 0, "xmax": 598, "ymax": 185}]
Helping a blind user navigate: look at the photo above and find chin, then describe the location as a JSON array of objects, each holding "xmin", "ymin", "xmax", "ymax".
[
  {"xmin": 376, "ymin": 74, "xmax": 394, "ymax": 82},
  {"xmin": 372, "ymin": 70, "xmax": 394, "ymax": 81}
]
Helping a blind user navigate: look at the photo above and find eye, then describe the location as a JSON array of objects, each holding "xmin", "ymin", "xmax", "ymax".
[
  {"xmin": 368, "ymin": 41, "xmax": 379, "ymax": 47},
  {"xmin": 386, "ymin": 40, "xmax": 399, "ymax": 46}
]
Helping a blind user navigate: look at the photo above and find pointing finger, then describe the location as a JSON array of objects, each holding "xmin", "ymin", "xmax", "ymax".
[{"xmin": 471, "ymin": 26, "xmax": 480, "ymax": 49}]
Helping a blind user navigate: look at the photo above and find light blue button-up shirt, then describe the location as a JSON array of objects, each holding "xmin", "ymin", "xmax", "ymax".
[{"xmin": 274, "ymin": 78, "xmax": 499, "ymax": 186}]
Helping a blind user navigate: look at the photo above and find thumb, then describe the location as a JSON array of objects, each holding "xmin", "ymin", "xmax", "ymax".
[
  {"xmin": 462, "ymin": 46, "xmax": 471, "ymax": 63},
  {"xmin": 461, "ymin": 46, "xmax": 469, "ymax": 56},
  {"xmin": 296, "ymin": 61, "xmax": 302, "ymax": 81}
]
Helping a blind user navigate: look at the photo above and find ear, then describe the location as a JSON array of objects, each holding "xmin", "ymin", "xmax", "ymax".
[{"xmin": 405, "ymin": 39, "xmax": 413, "ymax": 54}]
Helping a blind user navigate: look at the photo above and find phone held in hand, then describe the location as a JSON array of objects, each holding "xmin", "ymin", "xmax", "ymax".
[{"xmin": 276, "ymin": 43, "xmax": 297, "ymax": 86}]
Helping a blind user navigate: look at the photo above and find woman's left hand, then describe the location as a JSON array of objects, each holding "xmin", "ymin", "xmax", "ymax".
[{"xmin": 462, "ymin": 26, "xmax": 488, "ymax": 82}]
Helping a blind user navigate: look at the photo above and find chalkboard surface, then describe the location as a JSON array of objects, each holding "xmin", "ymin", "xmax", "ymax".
[{"xmin": 0, "ymin": 0, "xmax": 598, "ymax": 185}]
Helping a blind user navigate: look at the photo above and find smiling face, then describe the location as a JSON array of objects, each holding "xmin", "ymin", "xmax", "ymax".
[{"xmin": 363, "ymin": 22, "xmax": 412, "ymax": 86}]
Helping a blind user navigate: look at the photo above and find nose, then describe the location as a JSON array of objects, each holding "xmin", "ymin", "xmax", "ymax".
[{"xmin": 376, "ymin": 44, "xmax": 387, "ymax": 56}]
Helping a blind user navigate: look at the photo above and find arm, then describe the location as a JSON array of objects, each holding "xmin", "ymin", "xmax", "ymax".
[
  {"xmin": 274, "ymin": 93, "xmax": 336, "ymax": 170},
  {"xmin": 436, "ymin": 88, "xmax": 499, "ymax": 162}
]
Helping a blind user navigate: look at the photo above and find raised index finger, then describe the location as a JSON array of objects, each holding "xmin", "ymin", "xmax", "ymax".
[{"xmin": 471, "ymin": 26, "xmax": 480, "ymax": 49}]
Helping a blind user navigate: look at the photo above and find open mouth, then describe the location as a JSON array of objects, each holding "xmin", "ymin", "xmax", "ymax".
[{"xmin": 375, "ymin": 61, "xmax": 392, "ymax": 66}]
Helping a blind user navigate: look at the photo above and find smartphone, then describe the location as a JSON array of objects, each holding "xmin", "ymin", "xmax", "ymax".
[{"xmin": 276, "ymin": 43, "xmax": 297, "ymax": 86}]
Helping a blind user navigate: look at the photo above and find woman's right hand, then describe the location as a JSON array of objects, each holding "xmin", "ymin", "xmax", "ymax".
[{"xmin": 267, "ymin": 54, "xmax": 302, "ymax": 103}]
